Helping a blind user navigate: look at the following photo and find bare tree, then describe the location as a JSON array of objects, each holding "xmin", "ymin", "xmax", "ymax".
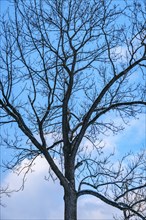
[{"xmin": 0, "ymin": 0, "xmax": 146, "ymax": 219}]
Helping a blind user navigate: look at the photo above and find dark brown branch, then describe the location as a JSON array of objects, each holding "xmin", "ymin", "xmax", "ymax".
[{"xmin": 78, "ymin": 190, "xmax": 146, "ymax": 219}]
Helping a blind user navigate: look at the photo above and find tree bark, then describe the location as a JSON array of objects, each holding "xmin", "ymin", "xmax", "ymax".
[{"xmin": 64, "ymin": 188, "xmax": 77, "ymax": 220}]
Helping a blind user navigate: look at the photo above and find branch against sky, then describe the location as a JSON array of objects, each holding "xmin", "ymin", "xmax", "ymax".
[{"xmin": 0, "ymin": 0, "xmax": 146, "ymax": 219}]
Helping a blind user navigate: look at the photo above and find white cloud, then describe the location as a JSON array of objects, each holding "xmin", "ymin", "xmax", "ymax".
[
  {"xmin": 1, "ymin": 157, "xmax": 64, "ymax": 219},
  {"xmin": 1, "ymin": 114, "xmax": 145, "ymax": 219},
  {"xmin": 111, "ymin": 46, "xmax": 129, "ymax": 62},
  {"xmin": 99, "ymin": 113, "xmax": 146, "ymax": 154},
  {"xmin": 1, "ymin": 156, "xmax": 122, "ymax": 219},
  {"xmin": 78, "ymin": 196, "xmax": 121, "ymax": 219}
]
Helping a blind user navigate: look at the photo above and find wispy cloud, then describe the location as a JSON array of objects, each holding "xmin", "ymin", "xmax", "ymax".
[
  {"xmin": 1, "ymin": 157, "xmax": 64, "ymax": 219},
  {"xmin": 1, "ymin": 156, "xmax": 121, "ymax": 219},
  {"xmin": 99, "ymin": 113, "xmax": 145, "ymax": 154},
  {"xmin": 1, "ymin": 114, "xmax": 145, "ymax": 219},
  {"xmin": 78, "ymin": 196, "xmax": 121, "ymax": 219}
]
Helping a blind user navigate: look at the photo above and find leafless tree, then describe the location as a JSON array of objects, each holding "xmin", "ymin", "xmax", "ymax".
[{"xmin": 0, "ymin": 0, "xmax": 146, "ymax": 219}]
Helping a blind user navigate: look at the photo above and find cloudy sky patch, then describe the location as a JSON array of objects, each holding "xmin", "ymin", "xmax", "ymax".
[{"xmin": 1, "ymin": 155, "xmax": 123, "ymax": 220}]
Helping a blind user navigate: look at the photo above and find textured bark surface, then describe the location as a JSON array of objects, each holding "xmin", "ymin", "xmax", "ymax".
[{"xmin": 64, "ymin": 189, "xmax": 77, "ymax": 220}]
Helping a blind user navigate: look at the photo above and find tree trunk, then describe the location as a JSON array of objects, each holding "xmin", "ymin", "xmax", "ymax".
[{"xmin": 64, "ymin": 188, "xmax": 77, "ymax": 220}]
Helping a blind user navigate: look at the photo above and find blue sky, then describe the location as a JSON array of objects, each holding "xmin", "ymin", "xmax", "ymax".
[{"xmin": 0, "ymin": 0, "xmax": 146, "ymax": 219}]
